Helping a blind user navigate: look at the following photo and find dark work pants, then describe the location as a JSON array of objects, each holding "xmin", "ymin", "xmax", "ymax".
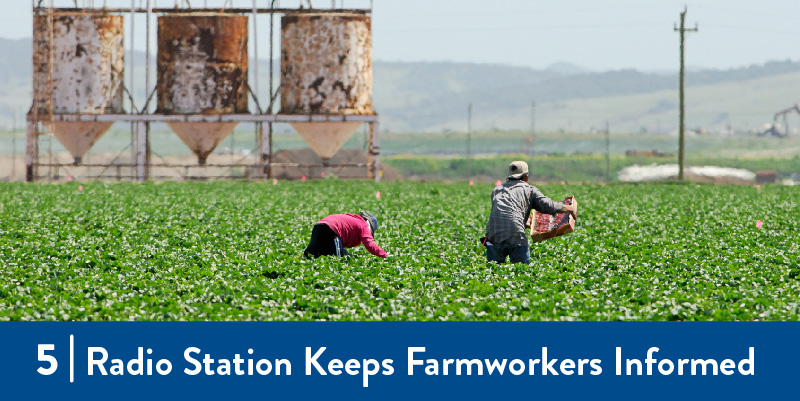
[
  {"xmin": 303, "ymin": 223, "xmax": 350, "ymax": 258},
  {"xmin": 486, "ymin": 242, "xmax": 531, "ymax": 265}
]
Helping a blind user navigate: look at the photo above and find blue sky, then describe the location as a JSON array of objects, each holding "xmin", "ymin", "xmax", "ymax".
[{"xmin": 5, "ymin": 0, "xmax": 800, "ymax": 72}]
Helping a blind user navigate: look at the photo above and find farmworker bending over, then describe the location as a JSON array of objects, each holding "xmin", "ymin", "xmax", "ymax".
[
  {"xmin": 485, "ymin": 161, "xmax": 577, "ymax": 264},
  {"xmin": 303, "ymin": 211, "xmax": 388, "ymax": 259}
]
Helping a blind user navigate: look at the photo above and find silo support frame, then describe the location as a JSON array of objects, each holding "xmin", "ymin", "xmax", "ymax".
[
  {"xmin": 136, "ymin": 121, "xmax": 148, "ymax": 181},
  {"xmin": 369, "ymin": 122, "xmax": 380, "ymax": 183},
  {"xmin": 259, "ymin": 122, "xmax": 273, "ymax": 179},
  {"xmin": 268, "ymin": 123, "xmax": 273, "ymax": 179},
  {"xmin": 25, "ymin": 121, "xmax": 38, "ymax": 182},
  {"xmin": 23, "ymin": 113, "xmax": 377, "ymax": 182}
]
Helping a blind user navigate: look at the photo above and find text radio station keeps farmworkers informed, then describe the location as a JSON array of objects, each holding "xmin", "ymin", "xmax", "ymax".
[
  {"xmin": 6, "ymin": 321, "xmax": 794, "ymax": 399},
  {"xmin": 38, "ymin": 342, "xmax": 755, "ymax": 386}
]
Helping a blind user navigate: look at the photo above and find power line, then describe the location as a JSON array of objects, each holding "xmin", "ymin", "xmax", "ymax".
[
  {"xmin": 706, "ymin": 24, "xmax": 800, "ymax": 37},
  {"xmin": 604, "ymin": 121, "xmax": 610, "ymax": 182},
  {"xmin": 377, "ymin": 5, "xmax": 669, "ymax": 20},
  {"xmin": 530, "ymin": 100, "xmax": 535, "ymax": 168},
  {"xmin": 379, "ymin": 22, "xmax": 665, "ymax": 34},
  {"xmin": 466, "ymin": 102, "xmax": 472, "ymax": 178}
]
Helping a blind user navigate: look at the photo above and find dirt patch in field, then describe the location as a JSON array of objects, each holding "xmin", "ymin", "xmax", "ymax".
[
  {"xmin": 0, "ymin": 155, "xmax": 24, "ymax": 182},
  {"xmin": 0, "ymin": 149, "xmax": 399, "ymax": 182},
  {"xmin": 271, "ymin": 149, "xmax": 400, "ymax": 181},
  {"xmin": 680, "ymin": 174, "xmax": 755, "ymax": 185}
]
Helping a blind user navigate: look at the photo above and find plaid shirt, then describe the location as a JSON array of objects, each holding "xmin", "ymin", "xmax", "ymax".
[{"xmin": 485, "ymin": 180, "xmax": 564, "ymax": 247}]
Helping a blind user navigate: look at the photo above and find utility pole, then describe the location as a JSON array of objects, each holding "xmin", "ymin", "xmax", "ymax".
[
  {"xmin": 12, "ymin": 110, "xmax": 17, "ymax": 180},
  {"xmin": 530, "ymin": 100, "xmax": 536, "ymax": 166},
  {"xmin": 467, "ymin": 103, "xmax": 472, "ymax": 178},
  {"xmin": 604, "ymin": 121, "xmax": 610, "ymax": 183},
  {"xmin": 674, "ymin": 6, "xmax": 697, "ymax": 181}
]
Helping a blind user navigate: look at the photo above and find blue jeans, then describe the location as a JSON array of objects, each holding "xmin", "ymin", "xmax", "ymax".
[{"xmin": 486, "ymin": 242, "xmax": 531, "ymax": 265}]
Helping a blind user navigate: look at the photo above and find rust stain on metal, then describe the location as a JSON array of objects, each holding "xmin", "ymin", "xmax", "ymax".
[
  {"xmin": 156, "ymin": 13, "xmax": 249, "ymax": 115},
  {"xmin": 33, "ymin": 13, "xmax": 125, "ymax": 115},
  {"xmin": 280, "ymin": 13, "xmax": 373, "ymax": 115}
]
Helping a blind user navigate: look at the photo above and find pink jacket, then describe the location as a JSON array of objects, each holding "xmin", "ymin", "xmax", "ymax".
[{"xmin": 318, "ymin": 214, "xmax": 388, "ymax": 258}]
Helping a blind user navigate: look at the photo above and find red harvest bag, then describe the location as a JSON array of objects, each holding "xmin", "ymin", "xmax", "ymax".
[{"xmin": 528, "ymin": 196, "xmax": 577, "ymax": 243}]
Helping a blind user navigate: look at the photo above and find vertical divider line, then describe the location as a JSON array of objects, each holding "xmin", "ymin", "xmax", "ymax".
[{"xmin": 70, "ymin": 334, "xmax": 74, "ymax": 383}]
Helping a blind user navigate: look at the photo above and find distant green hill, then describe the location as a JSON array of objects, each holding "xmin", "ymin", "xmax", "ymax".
[
  {"xmin": 1, "ymin": 36, "xmax": 800, "ymax": 135},
  {"xmin": 372, "ymin": 60, "xmax": 800, "ymax": 134}
]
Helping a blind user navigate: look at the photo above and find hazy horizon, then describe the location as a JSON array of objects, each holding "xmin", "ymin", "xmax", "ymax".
[{"xmin": 2, "ymin": 0, "xmax": 800, "ymax": 72}]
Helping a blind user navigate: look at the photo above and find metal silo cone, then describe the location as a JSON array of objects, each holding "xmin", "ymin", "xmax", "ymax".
[
  {"xmin": 33, "ymin": 13, "xmax": 125, "ymax": 164},
  {"xmin": 289, "ymin": 122, "xmax": 362, "ymax": 160},
  {"xmin": 52, "ymin": 122, "xmax": 114, "ymax": 165},
  {"xmin": 166, "ymin": 122, "xmax": 239, "ymax": 165},
  {"xmin": 156, "ymin": 14, "xmax": 249, "ymax": 164}
]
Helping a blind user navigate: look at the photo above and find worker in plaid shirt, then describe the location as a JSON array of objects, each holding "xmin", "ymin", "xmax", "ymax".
[{"xmin": 484, "ymin": 161, "xmax": 577, "ymax": 264}]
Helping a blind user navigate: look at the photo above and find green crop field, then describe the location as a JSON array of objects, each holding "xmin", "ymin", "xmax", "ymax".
[{"xmin": 0, "ymin": 181, "xmax": 798, "ymax": 321}]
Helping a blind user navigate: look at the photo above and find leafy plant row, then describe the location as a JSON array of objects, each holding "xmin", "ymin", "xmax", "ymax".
[{"xmin": 0, "ymin": 181, "xmax": 797, "ymax": 321}]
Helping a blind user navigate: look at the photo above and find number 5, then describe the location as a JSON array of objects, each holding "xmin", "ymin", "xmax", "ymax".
[{"xmin": 38, "ymin": 344, "xmax": 58, "ymax": 375}]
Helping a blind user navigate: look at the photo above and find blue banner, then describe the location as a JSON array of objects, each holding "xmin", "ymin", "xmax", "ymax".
[{"xmin": 1, "ymin": 322, "xmax": 796, "ymax": 400}]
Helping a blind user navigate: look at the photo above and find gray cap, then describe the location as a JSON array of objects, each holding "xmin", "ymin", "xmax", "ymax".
[
  {"xmin": 360, "ymin": 211, "xmax": 379, "ymax": 234},
  {"xmin": 507, "ymin": 160, "xmax": 529, "ymax": 180}
]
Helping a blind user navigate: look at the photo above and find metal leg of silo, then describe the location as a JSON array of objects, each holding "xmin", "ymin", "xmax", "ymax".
[
  {"xmin": 146, "ymin": 123, "xmax": 151, "ymax": 180},
  {"xmin": 136, "ymin": 121, "xmax": 147, "ymax": 181},
  {"xmin": 369, "ymin": 121, "xmax": 381, "ymax": 182},
  {"xmin": 256, "ymin": 122, "xmax": 263, "ymax": 179},
  {"xmin": 261, "ymin": 122, "xmax": 272, "ymax": 179},
  {"xmin": 25, "ymin": 120, "xmax": 38, "ymax": 182}
]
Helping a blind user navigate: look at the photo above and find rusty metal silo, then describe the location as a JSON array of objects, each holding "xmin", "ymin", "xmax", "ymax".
[
  {"xmin": 33, "ymin": 13, "xmax": 124, "ymax": 164},
  {"xmin": 280, "ymin": 13, "xmax": 373, "ymax": 160},
  {"xmin": 156, "ymin": 13, "xmax": 248, "ymax": 165}
]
